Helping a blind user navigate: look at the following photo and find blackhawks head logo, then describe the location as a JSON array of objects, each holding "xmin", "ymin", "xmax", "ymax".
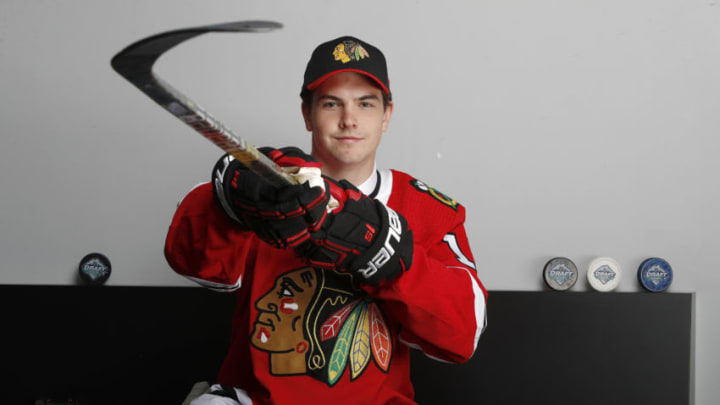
[
  {"xmin": 333, "ymin": 40, "xmax": 370, "ymax": 64},
  {"xmin": 251, "ymin": 267, "xmax": 393, "ymax": 386},
  {"xmin": 410, "ymin": 179, "xmax": 459, "ymax": 210}
]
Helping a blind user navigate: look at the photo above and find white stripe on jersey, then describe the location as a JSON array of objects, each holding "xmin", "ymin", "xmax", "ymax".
[
  {"xmin": 183, "ymin": 274, "xmax": 241, "ymax": 293},
  {"xmin": 448, "ymin": 265, "xmax": 488, "ymax": 354},
  {"xmin": 399, "ymin": 266, "xmax": 486, "ymax": 362}
]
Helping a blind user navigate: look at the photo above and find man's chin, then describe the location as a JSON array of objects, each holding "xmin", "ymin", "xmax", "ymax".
[{"xmin": 330, "ymin": 150, "xmax": 366, "ymax": 166}]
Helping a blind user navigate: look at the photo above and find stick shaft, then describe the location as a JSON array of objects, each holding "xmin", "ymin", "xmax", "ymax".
[
  {"xmin": 153, "ymin": 75, "xmax": 292, "ymax": 187},
  {"xmin": 111, "ymin": 21, "xmax": 292, "ymax": 187}
]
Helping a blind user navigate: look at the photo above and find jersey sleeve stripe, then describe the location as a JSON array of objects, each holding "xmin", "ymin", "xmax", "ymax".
[
  {"xmin": 447, "ymin": 265, "xmax": 487, "ymax": 354},
  {"xmin": 183, "ymin": 274, "xmax": 242, "ymax": 293}
]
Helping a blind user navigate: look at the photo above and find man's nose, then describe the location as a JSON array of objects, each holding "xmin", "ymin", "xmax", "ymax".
[{"xmin": 340, "ymin": 107, "xmax": 357, "ymax": 129}]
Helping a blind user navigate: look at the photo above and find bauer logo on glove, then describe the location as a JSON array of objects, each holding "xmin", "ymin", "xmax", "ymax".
[{"xmin": 356, "ymin": 206, "xmax": 403, "ymax": 280}]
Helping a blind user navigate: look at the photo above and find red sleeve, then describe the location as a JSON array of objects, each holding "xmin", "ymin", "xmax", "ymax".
[
  {"xmin": 164, "ymin": 183, "xmax": 256, "ymax": 292},
  {"xmin": 363, "ymin": 204, "xmax": 487, "ymax": 364}
]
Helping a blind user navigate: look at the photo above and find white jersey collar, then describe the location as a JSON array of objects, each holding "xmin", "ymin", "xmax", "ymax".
[
  {"xmin": 357, "ymin": 165, "xmax": 378, "ymax": 195},
  {"xmin": 357, "ymin": 165, "xmax": 393, "ymax": 205}
]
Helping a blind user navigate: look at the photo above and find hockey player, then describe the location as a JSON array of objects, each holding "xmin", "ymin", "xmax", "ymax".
[{"xmin": 165, "ymin": 36, "xmax": 487, "ymax": 405}]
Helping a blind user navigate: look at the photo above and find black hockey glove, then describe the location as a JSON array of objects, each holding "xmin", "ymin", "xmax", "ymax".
[
  {"xmin": 303, "ymin": 179, "xmax": 414, "ymax": 286},
  {"xmin": 212, "ymin": 147, "xmax": 330, "ymax": 249}
]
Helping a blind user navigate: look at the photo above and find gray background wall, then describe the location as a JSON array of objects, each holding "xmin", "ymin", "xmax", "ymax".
[{"xmin": 1, "ymin": 0, "xmax": 716, "ymax": 402}]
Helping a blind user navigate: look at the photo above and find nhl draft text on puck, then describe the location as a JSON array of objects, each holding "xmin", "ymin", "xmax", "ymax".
[
  {"xmin": 638, "ymin": 257, "xmax": 673, "ymax": 292},
  {"xmin": 78, "ymin": 253, "xmax": 111, "ymax": 285},
  {"xmin": 587, "ymin": 257, "xmax": 621, "ymax": 292},
  {"xmin": 543, "ymin": 257, "xmax": 578, "ymax": 291}
]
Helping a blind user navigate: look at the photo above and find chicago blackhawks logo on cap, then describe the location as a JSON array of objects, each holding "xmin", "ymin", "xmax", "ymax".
[
  {"xmin": 333, "ymin": 40, "xmax": 370, "ymax": 64},
  {"xmin": 251, "ymin": 267, "xmax": 393, "ymax": 386}
]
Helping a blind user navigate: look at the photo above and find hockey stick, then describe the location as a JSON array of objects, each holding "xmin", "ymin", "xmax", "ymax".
[{"xmin": 111, "ymin": 21, "xmax": 293, "ymax": 187}]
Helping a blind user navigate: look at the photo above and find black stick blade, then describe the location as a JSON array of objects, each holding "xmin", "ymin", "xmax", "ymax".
[
  {"xmin": 109, "ymin": 20, "xmax": 294, "ymax": 188},
  {"xmin": 111, "ymin": 20, "xmax": 283, "ymax": 83}
]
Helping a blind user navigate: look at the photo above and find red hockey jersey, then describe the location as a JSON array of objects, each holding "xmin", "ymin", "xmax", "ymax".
[{"xmin": 165, "ymin": 169, "xmax": 487, "ymax": 405}]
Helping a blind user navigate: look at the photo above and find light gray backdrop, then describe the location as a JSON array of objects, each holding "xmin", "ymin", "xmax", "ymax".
[{"xmin": 1, "ymin": 0, "xmax": 716, "ymax": 403}]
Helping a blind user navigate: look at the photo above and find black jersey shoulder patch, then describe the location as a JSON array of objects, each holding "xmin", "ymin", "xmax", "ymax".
[{"xmin": 410, "ymin": 179, "xmax": 459, "ymax": 211}]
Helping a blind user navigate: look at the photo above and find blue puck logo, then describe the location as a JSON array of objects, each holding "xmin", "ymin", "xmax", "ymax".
[
  {"xmin": 646, "ymin": 265, "xmax": 669, "ymax": 286},
  {"xmin": 638, "ymin": 258, "xmax": 673, "ymax": 292}
]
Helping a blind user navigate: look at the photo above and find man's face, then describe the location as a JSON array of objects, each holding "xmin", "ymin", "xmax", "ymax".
[{"xmin": 303, "ymin": 72, "xmax": 393, "ymax": 173}]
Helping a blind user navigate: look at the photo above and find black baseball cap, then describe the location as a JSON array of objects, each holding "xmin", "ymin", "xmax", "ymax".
[{"xmin": 301, "ymin": 36, "xmax": 390, "ymax": 96}]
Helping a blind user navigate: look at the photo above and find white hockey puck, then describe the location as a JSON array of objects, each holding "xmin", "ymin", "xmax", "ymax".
[{"xmin": 587, "ymin": 257, "xmax": 621, "ymax": 292}]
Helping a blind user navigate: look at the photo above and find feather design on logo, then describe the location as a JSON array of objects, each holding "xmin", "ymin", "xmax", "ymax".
[
  {"xmin": 369, "ymin": 302, "xmax": 392, "ymax": 371},
  {"xmin": 352, "ymin": 44, "xmax": 369, "ymax": 60},
  {"xmin": 334, "ymin": 40, "xmax": 370, "ymax": 64},
  {"xmin": 350, "ymin": 302, "xmax": 372, "ymax": 379},
  {"xmin": 320, "ymin": 299, "xmax": 360, "ymax": 342},
  {"xmin": 327, "ymin": 302, "xmax": 363, "ymax": 385}
]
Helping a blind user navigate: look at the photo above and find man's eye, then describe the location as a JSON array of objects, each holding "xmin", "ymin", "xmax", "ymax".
[
  {"xmin": 322, "ymin": 101, "xmax": 338, "ymax": 108},
  {"xmin": 360, "ymin": 101, "xmax": 375, "ymax": 108}
]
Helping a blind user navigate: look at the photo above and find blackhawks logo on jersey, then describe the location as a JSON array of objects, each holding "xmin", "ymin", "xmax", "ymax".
[
  {"xmin": 333, "ymin": 40, "xmax": 370, "ymax": 64},
  {"xmin": 251, "ymin": 267, "xmax": 392, "ymax": 386},
  {"xmin": 410, "ymin": 179, "xmax": 459, "ymax": 210}
]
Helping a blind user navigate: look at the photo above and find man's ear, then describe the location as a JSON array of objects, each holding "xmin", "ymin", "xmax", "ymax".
[
  {"xmin": 301, "ymin": 102, "xmax": 313, "ymax": 132},
  {"xmin": 381, "ymin": 101, "xmax": 394, "ymax": 132}
]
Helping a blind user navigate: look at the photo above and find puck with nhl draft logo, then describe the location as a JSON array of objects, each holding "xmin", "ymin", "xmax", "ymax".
[
  {"xmin": 637, "ymin": 257, "xmax": 673, "ymax": 292},
  {"xmin": 543, "ymin": 257, "xmax": 578, "ymax": 291},
  {"xmin": 587, "ymin": 257, "xmax": 621, "ymax": 292},
  {"xmin": 78, "ymin": 253, "xmax": 111, "ymax": 285}
]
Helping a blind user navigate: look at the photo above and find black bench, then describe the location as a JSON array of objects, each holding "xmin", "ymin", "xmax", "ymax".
[{"xmin": 1, "ymin": 286, "xmax": 693, "ymax": 404}]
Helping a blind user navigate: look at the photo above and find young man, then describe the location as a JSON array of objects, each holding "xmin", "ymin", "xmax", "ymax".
[{"xmin": 165, "ymin": 36, "xmax": 487, "ymax": 405}]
